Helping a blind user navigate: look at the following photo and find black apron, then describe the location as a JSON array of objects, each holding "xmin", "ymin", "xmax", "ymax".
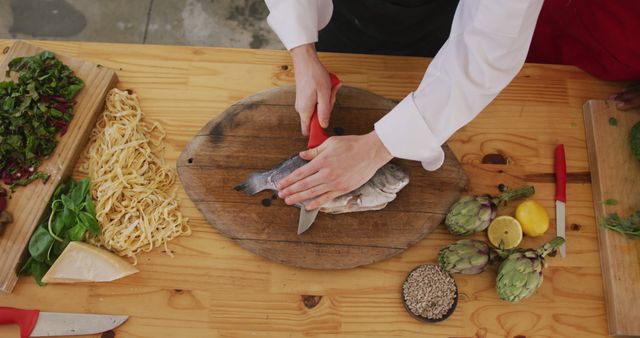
[{"xmin": 317, "ymin": 0, "xmax": 460, "ymax": 57}]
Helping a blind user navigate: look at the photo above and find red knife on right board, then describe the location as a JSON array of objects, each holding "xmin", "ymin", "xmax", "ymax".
[{"xmin": 555, "ymin": 144, "xmax": 567, "ymax": 257}]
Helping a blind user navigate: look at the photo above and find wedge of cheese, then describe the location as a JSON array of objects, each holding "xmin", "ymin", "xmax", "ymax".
[{"xmin": 42, "ymin": 241, "xmax": 138, "ymax": 283}]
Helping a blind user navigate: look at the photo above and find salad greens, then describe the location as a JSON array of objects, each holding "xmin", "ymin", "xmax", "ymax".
[
  {"xmin": 600, "ymin": 210, "xmax": 640, "ymax": 240},
  {"xmin": 0, "ymin": 51, "xmax": 84, "ymax": 189},
  {"xmin": 20, "ymin": 178, "xmax": 99, "ymax": 285}
]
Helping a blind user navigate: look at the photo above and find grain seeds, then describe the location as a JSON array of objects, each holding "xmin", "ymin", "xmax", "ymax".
[{"xmin": 402, "ymin": 264, "xmax": 456, "ymax": 320}]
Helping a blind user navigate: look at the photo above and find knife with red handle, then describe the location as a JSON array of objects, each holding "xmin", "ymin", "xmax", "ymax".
[
  {"xmin": 554, "ymin": 144, "xmax": 567, "ymax": 257},
  {"xmin": 0, "ymin": 307, "xmax": 127, "ymax": 337},
  {"xmin": 297, "ymin": 73, "xmax": 341, "ymax": 235},
  {"xmin": 307, "ymin": 73, "xmax": 341, "ymax": 149}
]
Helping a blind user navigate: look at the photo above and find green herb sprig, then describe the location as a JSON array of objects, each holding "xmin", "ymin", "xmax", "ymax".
[
  {"xmin": 600, "ymin": 210, "xmax": 640, "ymax": 240},
  {"xmin": 0, "ymin": 51, "xmax": 84, "ymax": 189},
  {"xmin": 20, "ymin": 178, "xmax": 99, "ymax": 285}
]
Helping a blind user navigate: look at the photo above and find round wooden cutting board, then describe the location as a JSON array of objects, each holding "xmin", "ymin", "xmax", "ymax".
[{"xmin": 177, "ymin": 85, "xmax": 468, "ymax": 269}]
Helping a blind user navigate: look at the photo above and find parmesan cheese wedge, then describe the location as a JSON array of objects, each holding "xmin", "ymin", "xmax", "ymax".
[{"xmin": 42, "ymin": 241, "xmax": 138, "ymax": 283}]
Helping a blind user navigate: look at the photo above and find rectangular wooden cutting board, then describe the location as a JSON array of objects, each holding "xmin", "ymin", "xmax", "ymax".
[
  {"xmin": 0, "ymin": 40, "xmax": 118, "ymax": 293},
  {"xmin": 583, "ymin": 99, "xmax": 640, "ymax": 336}
]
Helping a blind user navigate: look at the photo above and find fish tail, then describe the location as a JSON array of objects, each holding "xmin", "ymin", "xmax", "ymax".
[{"xmin": 234, "ymin": 172, "xmax": 269, "ymax": 195}]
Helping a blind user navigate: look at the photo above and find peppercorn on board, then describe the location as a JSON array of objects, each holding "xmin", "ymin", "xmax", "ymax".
[
  {"xmin": 583, "ymin": 99, "xmax": 640, "ymax": 336},
  {"xmin": 0, "ymin": 40, "xmax": 118, "ymax": 293}
]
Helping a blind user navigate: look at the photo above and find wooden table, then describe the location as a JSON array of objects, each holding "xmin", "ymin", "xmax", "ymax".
[{"xmin": 0, "ymin": 40, "xmax": 622, "ymax": 338}]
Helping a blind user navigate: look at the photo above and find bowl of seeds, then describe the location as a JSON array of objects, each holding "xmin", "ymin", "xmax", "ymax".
[{"xmin": 401, "ymin": 264, "xmax": 458, "ymax": 322}]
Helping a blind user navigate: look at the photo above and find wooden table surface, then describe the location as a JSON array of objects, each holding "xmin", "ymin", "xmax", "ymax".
[{"xmin": 0, "ymin": 40, "xmax": 623, "ymax": 338}]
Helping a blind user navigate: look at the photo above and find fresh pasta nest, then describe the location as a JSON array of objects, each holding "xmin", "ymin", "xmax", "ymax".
[{"xmin": 79, "ymin": 88, "xmax": 190, "ymax": 262}]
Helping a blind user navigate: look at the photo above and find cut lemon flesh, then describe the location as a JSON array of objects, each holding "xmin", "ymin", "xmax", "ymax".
[{"xmin": 488, "ymin": 216, "xmax": 523, "ymax": 249}]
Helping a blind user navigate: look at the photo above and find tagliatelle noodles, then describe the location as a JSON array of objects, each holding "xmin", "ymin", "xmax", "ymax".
[{"xmin": 79, "ymin": 88, "xmax": 190, "ymax": 263}]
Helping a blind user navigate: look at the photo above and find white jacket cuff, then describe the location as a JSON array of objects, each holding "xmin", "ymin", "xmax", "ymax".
[
  {"xmin": 374, "ymin": 94, "xmax": 445, "ymax": 171},
  {"xmin": 266, "ymin": 0, "xmax": 333, "ymax": 50}
]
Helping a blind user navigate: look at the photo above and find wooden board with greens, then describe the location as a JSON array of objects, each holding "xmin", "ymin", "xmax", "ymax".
[
  {"xmin": 583, "ymin": 99, "xmax": 640, "ymax": 336},
  {"xmin": 0, "ymin": 40, "xmax": 117, "ymax": 293},
  {"xmin": 20, "ymin": 178, "xmax": 99, "ymax": 285}
]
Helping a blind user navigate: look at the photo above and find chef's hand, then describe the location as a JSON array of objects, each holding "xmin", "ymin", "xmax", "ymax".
[
  {"xmin": 610, "ymin": 83, "xmax": 640, "ymax": 111},
  {"xmin": 277, "ymin": 131, "xmax": 393, "ymax": 210},
  {"xmin": 291, "ymin": 43, "xmax": 339, "ymax": 135}
]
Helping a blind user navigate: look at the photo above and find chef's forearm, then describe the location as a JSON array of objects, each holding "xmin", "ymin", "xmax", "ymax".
[
  {"xmin": 376, "ymin": 0, "xmax": 543, "ymax": 171},
  {"xmin": 290, "ymin": 43, "xmax": 318, "ymax": 65},
  {"xmin": 264, "ymin": 0, "xmax": 333, "ymax": 50}
]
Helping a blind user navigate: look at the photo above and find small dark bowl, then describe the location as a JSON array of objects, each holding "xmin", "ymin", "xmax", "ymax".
[{"xmin": 401, "ymin": 264, "xmax": 459, "ymax": 323}]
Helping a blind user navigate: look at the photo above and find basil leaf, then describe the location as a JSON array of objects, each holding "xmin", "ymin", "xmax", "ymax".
[
  {"xmin": 51, "ymin": 237, "xmax": 70, "ymax": 258},
  {"xmin": 77, "ymin": 178, "xmax": 90, "ymax": 201},
  {"xmin": 51, "ymin": 213, "xmax": 66, "ymax": 237},
  {"xmin": 30, "ymin": 260, "xmax": 49, "ymax": 286},
  {"xmin": 19, "ymin": 257, "xmax": 34, "ymax": 275},
  {"xmin": 52, "ymin": 179, "xmax": 69, "ymax": 200},
  {"xmin": 28, "ymin": 226, "xmax": 54, "ymax": 262},
  {"xmin": 78, "ymin": 211, "xmax": 100, "ymax": 235},
  {"xmin": 61, "ymin": 206, "xmax": 75, "ymax": 231},
  {"xmin": 68, "ymin": 180, "xmax": 86, "ymax": 206},
  {"xmin": 84, "ymin": 193, "xmax": 96, "ymax": 216},
  {"xmin": 68, "ymin": 223, "xmax": 86, "ymax": 241},
  {"xmin": 61, "ymin": 194, "xmax": 77, "ymax": 212}
]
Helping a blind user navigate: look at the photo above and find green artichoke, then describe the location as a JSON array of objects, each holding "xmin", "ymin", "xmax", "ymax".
[
  {"xmin": 445, "ymin": 186, "xmax": 535, "ymax": 236},
  {"xmin": 495, "ymin": 236, "xmax": 565, "ymax": 302},
  {"xmin": 438, "ymin": 239, "xmax": 497, "ymax": 274}
]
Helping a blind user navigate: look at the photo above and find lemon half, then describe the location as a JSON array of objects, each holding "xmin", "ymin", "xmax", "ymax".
[{"xmin": 488, "ymin": 216, "xmax": 523, "ymax": 249}]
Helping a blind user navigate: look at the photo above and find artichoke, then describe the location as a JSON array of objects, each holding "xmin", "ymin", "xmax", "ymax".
[
  {"xmin": 445, "ymin": 186, "xmax": 535, "ymax": 236},
  {"xmin": 495, "ymin": 236, "xmax": 565, "ymax": 302},
  {"xmin": 438, "ymin": 239, "xmax": 497, "ymax": 274}
]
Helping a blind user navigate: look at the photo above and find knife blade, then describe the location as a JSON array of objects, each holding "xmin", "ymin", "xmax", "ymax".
[
  {"xmin": 298, "ymin": 208, "xmax": 320, "ymax": 235},
  {"xmin": 296, "ymin": 73, "xmax": 341, "ymax": 235},
  {"xmin": 0, "ymin": 307, "xmax": 127, "ymax": 338},
  {"xmin": 554, "ymin": 144, "xmax": 567, "ymax": 257}
]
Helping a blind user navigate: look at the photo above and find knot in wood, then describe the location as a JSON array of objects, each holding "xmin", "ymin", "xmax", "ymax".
[
  {"xmin": 481, "ymin": 153, "xmax": 508, "ymax": 165},
  {"xmin": 302, "ymin": 295, "xmax": 322, "ymax": 309}
]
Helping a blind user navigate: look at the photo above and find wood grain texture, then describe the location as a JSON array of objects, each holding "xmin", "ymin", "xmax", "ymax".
[
  {"xmin": 0, "ymin": 40, "xmax": 625, "ymax": 338},
  {"xmin": 583, "ymin": 100, "xmax": 640, "ymax": 337},
  {"xmin": 0, "ymin": 41, "xmax": 118, "ymax": 293},
  {"xmin": 177, "ymin": 85, "xmax": 468, "ymax": 269}
]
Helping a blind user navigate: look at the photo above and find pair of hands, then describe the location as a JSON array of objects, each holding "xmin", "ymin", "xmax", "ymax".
[{"xmin": 277, "ymin": 44, "xmax": 392, "ymax": 209}]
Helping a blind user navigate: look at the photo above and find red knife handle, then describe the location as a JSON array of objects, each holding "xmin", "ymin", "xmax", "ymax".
[
  {"xmin": 307, "ymin": 73, "xmax": 341, "ymax": 149},
  {"xmin": 0, "ymin": 307, "xmax": 40, "ymax": 338},
  {"xmin": 554, "ymin": 144, "xmax": 567, "ymax": 202}
]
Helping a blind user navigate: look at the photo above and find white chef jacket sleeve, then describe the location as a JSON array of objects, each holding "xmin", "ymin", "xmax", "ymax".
[
  {"xmin": 374, "ymin": 0, "xmax": 543, "ymax": 171},
  {"xmin": 265, "ymin": 0, "xmax": 333, "ymax": 50}
]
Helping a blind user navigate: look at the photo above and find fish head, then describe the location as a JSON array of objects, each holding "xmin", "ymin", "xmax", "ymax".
[{"xmin": 373, "ymin": 163, "xmax": 410, "ymax": 193}]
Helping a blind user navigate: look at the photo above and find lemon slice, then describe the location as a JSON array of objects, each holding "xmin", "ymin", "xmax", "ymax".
[
  {"xmin": 487, "ymin": 216, "xmax": 523, "ymax": 249},
  {"xmin": 515, "ymin": 199, "xmax": 550, "ymax": 237}
]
